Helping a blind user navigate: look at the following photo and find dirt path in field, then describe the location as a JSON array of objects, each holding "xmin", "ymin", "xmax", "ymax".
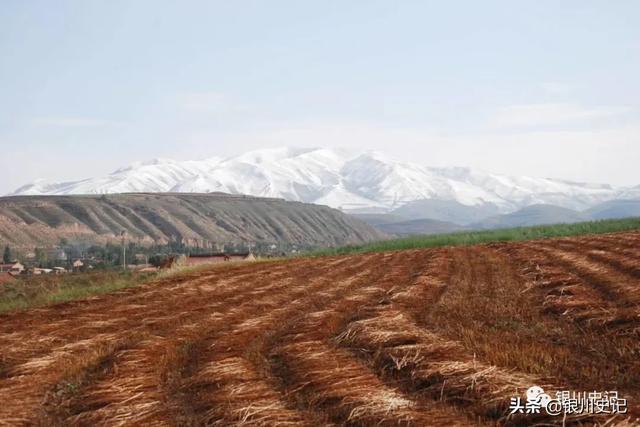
[{"xmin": 0, "ymin": 231, "xmax": 639, "ymax": 426}]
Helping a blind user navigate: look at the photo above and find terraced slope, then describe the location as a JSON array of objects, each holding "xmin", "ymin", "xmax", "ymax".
[
  {"xmin": 0, "ymin": 231, "xmax": 639, "ymax": 426},
  {"xmin": 0, "ymin": 193, "xmax": 385, "ymax": 248}
]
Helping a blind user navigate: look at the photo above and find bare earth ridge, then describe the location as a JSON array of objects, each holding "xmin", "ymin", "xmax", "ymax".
[{"xmin": 0, "ymin": 193, "xmax": 386, "ymax": 248}]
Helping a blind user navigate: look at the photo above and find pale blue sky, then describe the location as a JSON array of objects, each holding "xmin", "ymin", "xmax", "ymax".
[{"xmin": 1, "ymin": 1, "xmax": 639, "ymax": 193}]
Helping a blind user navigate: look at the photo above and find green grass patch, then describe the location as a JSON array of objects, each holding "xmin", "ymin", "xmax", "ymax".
[
  {"xmin": 0, "ymin": 270, "xmax": 157, "ymax": 314},
  {"xmin": 312, "ymin": 217, "xmax": 640, "ymax": 256}
]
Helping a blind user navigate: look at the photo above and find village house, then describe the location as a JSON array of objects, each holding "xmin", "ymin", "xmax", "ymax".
[
  {"xmin": 53, "ymin": 267, "xmax": 67, "ymax": 275},
  {"xmin": 30, "ymin": 267, "xmax": 53, "ymax": 275},
  {"xmin": 0, "ymin": 262, "xmax": 25, "ymax": 275},
  {"xmin": 185, "ymin": 252, "xmax": 256, "ymax": 266}
]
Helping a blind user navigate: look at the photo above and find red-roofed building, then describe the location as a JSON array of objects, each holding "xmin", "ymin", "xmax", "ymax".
[{"xmin": 0, "ymin": 262, "xmax": 25, "ymax": 275}]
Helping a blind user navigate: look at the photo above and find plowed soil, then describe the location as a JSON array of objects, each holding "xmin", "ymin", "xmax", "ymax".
[{"xmin": 1, "ymin": 231, "xmax": 639, "ymax": 426}]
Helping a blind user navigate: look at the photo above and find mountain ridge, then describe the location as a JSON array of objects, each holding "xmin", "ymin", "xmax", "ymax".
[
  {"xmin": 10, "ymin": 147, "xmax": 637, "ymax": 214},
  {"xmin": 356, "ymin": 199, "xmax": 640, "ymax": 236},
  {"xmin": 0, "ymin": 192, "xmax": 386, "ymax": 248}
]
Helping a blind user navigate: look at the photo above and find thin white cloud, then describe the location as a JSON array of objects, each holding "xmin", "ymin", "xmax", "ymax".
[
  {"xmin": 176, "ymin": 92, "xmax": 251, "ymax": 114},
  {"xmin": 32, "ymin": 116, "xmax": 119, "ymax": 128},
  {"xmin": 177, "ymin": 92, "xmax": 226, "ymax": 111},
  {"xmin": 490, "ymin": 103, "xmax": 630, "ymax": 129},
  {"xmin": 539, "ymin": 82, "xmax": 571, "ymax": 96}
]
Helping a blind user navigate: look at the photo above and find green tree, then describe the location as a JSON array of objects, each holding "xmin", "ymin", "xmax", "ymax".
[
  {"xmin": 35, "ymin": 247, "xmax": 48, "ymax": 267},
  {"xmin": 3, "ymin": 246, "xmax": 11, "ymax": 263}
]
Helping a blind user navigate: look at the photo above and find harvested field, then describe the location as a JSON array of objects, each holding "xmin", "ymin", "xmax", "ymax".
[{"xmin": 1, "ymin": 231, "xmax": 639, "ymax": 426}]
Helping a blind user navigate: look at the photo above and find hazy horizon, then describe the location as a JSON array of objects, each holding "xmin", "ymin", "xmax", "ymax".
[{"xmin": 1, "ymin": 1, "xmax": 639, "ymax": 193}]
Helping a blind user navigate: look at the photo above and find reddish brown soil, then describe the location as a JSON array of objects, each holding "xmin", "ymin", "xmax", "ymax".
[
  {"xmin": 0, "ymin": 273, "xmax": 16, "ymax": 285},
  {"xmin": 0, "ymin": 231, "xmax": 639, "ymax": 426}
]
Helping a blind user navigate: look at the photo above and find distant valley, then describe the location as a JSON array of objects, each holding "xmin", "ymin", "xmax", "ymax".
[{"xmin": 355, "ymin": 199, "xmax": 640, "ymax": 236}]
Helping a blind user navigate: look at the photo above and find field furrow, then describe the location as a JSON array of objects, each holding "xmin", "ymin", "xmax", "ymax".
[
  {"xmin": 549, "ymin": 239, "xmax": 640, "ymax": 280},
  {"xmin": 178, "ymin": 256, "xmax": 379, "ymax": 426},
  {"xmin": 497, "ymin": 242, "xmax": 631, "ymax": 326},
  {"xmin": 333, "ymin": 249, "xmax": 603, "ymax": 424},
  {"xmin": 0, "ymin": 231, "xmax": 639, "ymax": 425},
  {"xmin": 53, "ymin": 259, "xmax": 348, "ymax": 426},
  {"xmin": 269, "ymin": 252, "xmax": 473, "ymax": 426},
  {"xmin": 533, "ymin": 243, "xmax": 640, "ymax": 323}
]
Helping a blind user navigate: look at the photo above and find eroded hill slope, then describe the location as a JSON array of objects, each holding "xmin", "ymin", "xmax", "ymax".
[{"xmin": 0, "ymin": 193, "xmax": 386, "ymax": 248}]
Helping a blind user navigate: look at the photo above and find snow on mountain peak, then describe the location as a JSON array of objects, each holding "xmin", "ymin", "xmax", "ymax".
[
  {"xmin": 8, "ymin": 146, "xmax": 635, "ymax": 213},
  {"xmin": 226, "ymin": 146, "xmax": 321, "ymax": 165}
]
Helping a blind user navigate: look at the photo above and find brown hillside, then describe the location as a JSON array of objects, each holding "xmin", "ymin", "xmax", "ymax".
[{"xmin": 0, "ymin": 193, "xmax": 386, "ymax": 248}]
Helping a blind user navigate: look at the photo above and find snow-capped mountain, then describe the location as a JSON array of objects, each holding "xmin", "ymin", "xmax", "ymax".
[{"xmin": 9, "ymin": 147, "xmax": 635, "ymax": 213}]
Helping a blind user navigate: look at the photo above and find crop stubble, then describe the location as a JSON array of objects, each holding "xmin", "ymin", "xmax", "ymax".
[{"xmin": 0, "ymin": 231, "xmax": 639, "ymax": 426}]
